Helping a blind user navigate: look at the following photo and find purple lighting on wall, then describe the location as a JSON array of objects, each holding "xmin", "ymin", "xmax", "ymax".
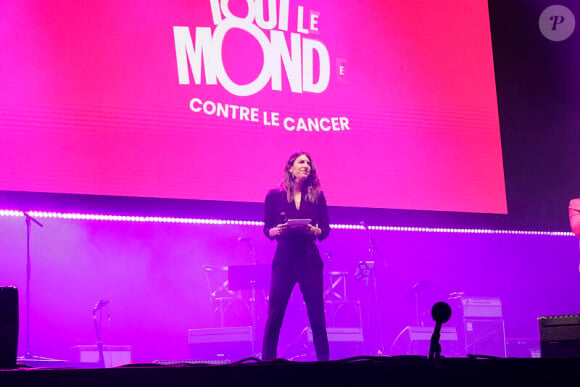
[{"xmin": 0, "ymin": 209, "xmax": 573, "ymax": 237}]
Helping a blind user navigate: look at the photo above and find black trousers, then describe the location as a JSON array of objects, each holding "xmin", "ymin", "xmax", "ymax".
[{"xmin": 262, "ymin": 262, "xmax": 329, "ymax": 361}]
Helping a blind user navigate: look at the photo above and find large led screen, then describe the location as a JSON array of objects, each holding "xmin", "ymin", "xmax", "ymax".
[{"xmin": 0, "ymin": 0, "xmax": 506, "ymax": 214}]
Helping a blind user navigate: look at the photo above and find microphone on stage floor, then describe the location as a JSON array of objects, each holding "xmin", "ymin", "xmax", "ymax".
[
  {"xmin": 237, "ymin": 237, "xmax": 252, "ymax": 242},
  {"xmin": 429, "ymin": 302, "xmax": 452, "ymax": 361}
]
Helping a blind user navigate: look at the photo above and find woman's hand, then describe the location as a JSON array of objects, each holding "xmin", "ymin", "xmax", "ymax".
[
  {"xmin": 308, "ymin": 224, "xmax": 322, "ymax": 237},
  {"xmin": 269, "ymin": 223, "xmax": 287, "ymax": 238}
]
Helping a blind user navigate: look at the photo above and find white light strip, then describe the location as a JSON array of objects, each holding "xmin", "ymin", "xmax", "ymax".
[{"xmin": 0, "ymin": 209, "xmax": 574, "ymax": 237}]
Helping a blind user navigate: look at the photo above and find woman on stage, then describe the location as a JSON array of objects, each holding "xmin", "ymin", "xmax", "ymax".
[{"xmin": 262, "ymin": 151, "xmax": 331, "ymax": 361}]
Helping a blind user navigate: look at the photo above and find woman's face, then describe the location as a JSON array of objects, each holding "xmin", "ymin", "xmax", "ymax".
[{"xmin": 290, "ymin": 154, "xmax": 311, "ymax": 181}]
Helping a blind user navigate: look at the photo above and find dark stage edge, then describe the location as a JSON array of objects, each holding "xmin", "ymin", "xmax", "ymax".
[{"xmin": 1, "ymin": 357, "xmax": 580, "ymax": 387}]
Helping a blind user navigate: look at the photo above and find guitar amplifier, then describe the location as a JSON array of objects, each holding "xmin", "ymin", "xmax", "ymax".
[
  {"xmin": 464, "ymin": 319, "xmax": 506, "ymax": 357},
  {"xmin": 449, "ymin": 295, "xmax": 505, "ymax": 357},
  {"xmin": 539, "ymin": 314, "xmax": 580, "ymax": 358},
  {"xmin": 461, "ymin": 297, "xmax": 503, "ymax": 318}
]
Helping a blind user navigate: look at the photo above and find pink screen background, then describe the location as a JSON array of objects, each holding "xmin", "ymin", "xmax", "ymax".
[{"xmin": 0, "ymin": 0, "xmax": 506, "ymax": 214}]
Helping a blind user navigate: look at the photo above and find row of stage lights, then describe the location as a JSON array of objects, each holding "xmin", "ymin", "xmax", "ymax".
[{"xmin": 0, "ymin": 209, "xmax": 573, "ymax": 237}]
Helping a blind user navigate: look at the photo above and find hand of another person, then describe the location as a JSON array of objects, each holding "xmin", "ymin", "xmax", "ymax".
[{"xmin": 269, "ymin": 223, "xmax": 287, "ymax": 238}]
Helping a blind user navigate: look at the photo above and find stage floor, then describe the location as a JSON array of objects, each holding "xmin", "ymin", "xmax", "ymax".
[{"xmin": 2, "ymin": 356, "xmax": 579, "ymax": 387}]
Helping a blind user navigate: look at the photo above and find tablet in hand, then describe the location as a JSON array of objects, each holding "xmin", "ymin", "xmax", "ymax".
[{"xmin": 287, "ymin": 218, "xmax": 311, "ymax": 228}]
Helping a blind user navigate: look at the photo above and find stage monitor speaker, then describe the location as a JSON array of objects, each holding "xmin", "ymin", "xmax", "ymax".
[
  {"xmin": 300, "ymin": 327, "xmax": 364, "ymax": 360},
  {"xmin": 72, "ymin": 345, "xmax": 132, "ymax": 368},
  {"xmin": 188, "ymin": 326, "xmax": 253, "ymax": 362},
  {"xmin": 0, "ymin": 286, "xmax": 19, "ymax": 369},
  {"xmin": 539, "ymin": 314, "xmax": 580, "ymax": 358},
  {"xmin": 389, "ymin": 326, "xmax": 458, "ymax": 357}
]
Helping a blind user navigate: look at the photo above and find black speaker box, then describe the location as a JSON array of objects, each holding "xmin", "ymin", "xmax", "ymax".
[
  {"xmin": 0, "ymin": 286, "xmax": 19, "ymax": 369},
  {"xmin": 539, "ymin": 314, "xmax": 580, "ymax": 358}
]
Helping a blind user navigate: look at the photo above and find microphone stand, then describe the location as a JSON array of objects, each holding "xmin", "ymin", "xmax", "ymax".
[
  {"xmin": 240, "ymin": 238, "xmax": 258, "ymax": 356},
  {"xmin": 356, "ymin": 222, "xmax": 386, "ymax": 356},
  {"xmin": 18, "ymin": 212, "xmax": 50, "ymax": 362},
  {"xmin": 15, "ymin": 212, "xmax": 66, "ymax": 367},
  {"xmin": 323, "ymin": 251, "xmax": 340, "ymax": 301},
  {"xmin": 429, "ymin": 302, "xmax": 452, "ymax": 367},
  {"xmin": 429, "ymin": 323, "xmax": 442, "ymax": 361},
  {"xmin": 92, "ymin": 301, "xmax": 108, "ymax": 368}
]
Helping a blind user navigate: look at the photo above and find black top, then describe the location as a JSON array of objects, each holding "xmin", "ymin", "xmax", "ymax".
[{"xmin": 263, "ymin": 188, "xmax": 330, "ymax": 267}]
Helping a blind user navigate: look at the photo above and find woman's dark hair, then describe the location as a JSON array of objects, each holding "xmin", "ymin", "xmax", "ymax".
[{"xmin": 281, "ymin": 151, "xmax": 321, "ymax": 203}]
